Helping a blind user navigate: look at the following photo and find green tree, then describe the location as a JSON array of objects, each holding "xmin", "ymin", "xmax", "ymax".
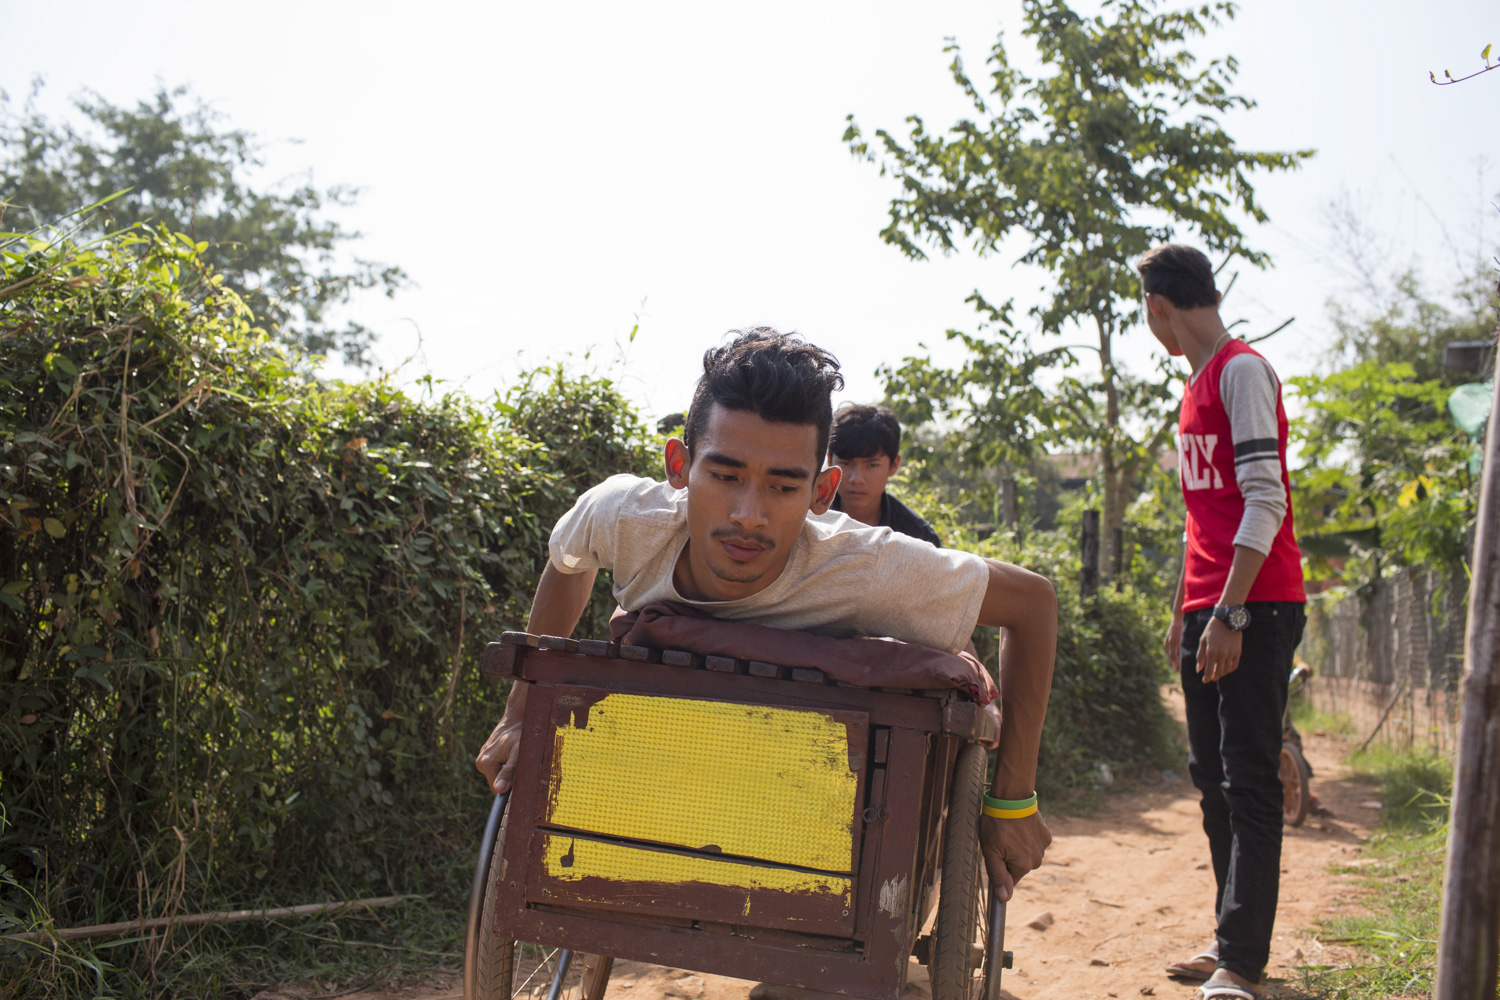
[
  {"xmin": 1292, "ymin": 268, "xmax": 1497, "ymax": 578},
  {"xmin": 845, "ymin": 0, "xmax": 1312, "ymax": 576},
  {"xmin": 877, "ymin": 292, "xmax": 1057, "ymax": 475},
  {"xmin": 0, "ymin": 80, "xmax": 406, "ymax": 365},
  {"xmin": 1291, "ymin": 361, "xmax": 1475, "ymax": 577},
  {"xmin": 1329, "ymin": 268, "xmax": 1497, "ymax": 384}
]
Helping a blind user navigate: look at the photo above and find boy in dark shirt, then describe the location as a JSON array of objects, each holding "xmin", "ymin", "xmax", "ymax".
[{"xmin": 828, "ymin": 404, "xmax": 943, "ymax": 546}]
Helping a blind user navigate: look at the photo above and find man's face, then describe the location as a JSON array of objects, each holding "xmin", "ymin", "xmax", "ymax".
[
  {"xmin": 1144, "ymin": 292, "xmax": 1184, "ymax": 356},
  {"xmin": 665, "ymin": 404, "xmax": 839, "ymax": 602},
  {"xmin": 831, "ymin": 450, "xmax": 900, "ymax": 511}
]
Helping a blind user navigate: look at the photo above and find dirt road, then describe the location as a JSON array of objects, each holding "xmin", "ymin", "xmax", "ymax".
[{"xmin": 264, "ymin": 692, "xmax": 1377, "ymax": 1000}]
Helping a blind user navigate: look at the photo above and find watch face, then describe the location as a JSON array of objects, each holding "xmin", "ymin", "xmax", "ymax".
[{"xmin": 1227, "ymin": 605, "xmax": 1251, "ymax": 631}]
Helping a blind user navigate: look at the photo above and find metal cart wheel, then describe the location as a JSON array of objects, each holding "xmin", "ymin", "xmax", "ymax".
[
  {"xmin": 929, "ymin": 741, "xmax": 991, "ymax": 1000},
  {"xmin": 464, "ymin": 794, "xmax": 613, "ymax": 1000},
  {"xmin": 1279, "ymin": 741, "xmax": 1312, "ymax": 827}
]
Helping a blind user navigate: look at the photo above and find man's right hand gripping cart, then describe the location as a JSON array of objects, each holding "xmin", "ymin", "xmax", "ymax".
[{"xmin": 463, "ymin": 616, "xmax": 1015, "ymax": 1000}]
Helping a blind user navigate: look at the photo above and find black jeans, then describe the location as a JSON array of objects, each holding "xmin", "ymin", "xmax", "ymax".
[{"xmin": 1180, "ymin": 602, "xmax": 1306, "ymax": 983}]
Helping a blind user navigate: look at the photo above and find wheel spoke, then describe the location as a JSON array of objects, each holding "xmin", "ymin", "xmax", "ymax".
[{"xmin": 513, "ymin": 944, "xmax": 562, "ymax": 997}]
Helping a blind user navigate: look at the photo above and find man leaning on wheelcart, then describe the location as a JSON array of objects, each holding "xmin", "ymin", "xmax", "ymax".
[{"xmin": 474, "ymin": 327, "xmax": 1058, "ymax": 903}]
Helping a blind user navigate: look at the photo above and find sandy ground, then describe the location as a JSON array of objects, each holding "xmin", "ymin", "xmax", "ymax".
[{"xmin": 259, "ymin": 688, "xmax": 1379, "ymax": 1000}]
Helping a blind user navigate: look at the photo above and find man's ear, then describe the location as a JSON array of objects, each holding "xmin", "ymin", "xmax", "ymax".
[
  {"xmin": 811, "ymin": 465, "xmax": 841, "ymax": 515},
  {"xmin": 664, "ymin": 438, "xmax": 689, "ymax": 488},
  {"xmin": 888, "ymin": 453, "xmax": 902, "ymax": 476}
]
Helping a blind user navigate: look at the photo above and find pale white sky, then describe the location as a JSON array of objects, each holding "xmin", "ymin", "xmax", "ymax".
[{"xmin": 3, "ymin": 1, "xmax": 1496, "ymax": 425}]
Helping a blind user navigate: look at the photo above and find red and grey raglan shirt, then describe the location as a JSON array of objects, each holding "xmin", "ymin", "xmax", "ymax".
[{"xmin": 1178, "ymin": 340, "xmax": 1306, "ymax": 613}]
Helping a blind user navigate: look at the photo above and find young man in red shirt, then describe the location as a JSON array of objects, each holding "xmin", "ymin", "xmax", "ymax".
[{"xmin": 1139, "ymin": 246, "xmax": 1307, "ymax": 1000}]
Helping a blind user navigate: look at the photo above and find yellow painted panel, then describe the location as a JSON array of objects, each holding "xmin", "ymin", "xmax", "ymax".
[
  {"xmin": 541, "ymin": 834, "xmax": 851, "ymax": 906},
  {"xmin": 548, "ymin": 693, "xmax": 858, "ymax": 872}
]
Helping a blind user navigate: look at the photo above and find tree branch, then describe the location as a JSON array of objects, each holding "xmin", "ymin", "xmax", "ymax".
[
  {"xmin": 1246, "ymin": 316, "xmax": 1295, "ymax": 345},
  {"xmin": 1123, "ymin": 409, "xmax": 1182, "ymax": 481},
  {"xmin": 1431, "ymin": 51, "xmax": 1498, "ymax": 85}
]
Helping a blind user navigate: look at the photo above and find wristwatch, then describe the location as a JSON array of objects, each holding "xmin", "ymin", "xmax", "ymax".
[{"xmin": 1212, "ymin": 604, "xmax": 1251, "ymax": 631}]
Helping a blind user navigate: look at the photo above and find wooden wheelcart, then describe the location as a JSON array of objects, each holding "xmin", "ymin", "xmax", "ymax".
[{"xmin": 463, "ymin": 632, "xmax": 1012, "ymax": 1000}]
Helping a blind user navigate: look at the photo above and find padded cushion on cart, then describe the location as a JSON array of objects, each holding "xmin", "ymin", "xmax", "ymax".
[{"xmin": 609, "ymin": 601, "xmax": 997, "ymax": 704}]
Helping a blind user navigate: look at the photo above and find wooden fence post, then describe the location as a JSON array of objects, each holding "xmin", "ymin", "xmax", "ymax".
[
  {"xmin": 1436, "ymin": 328, "xmax": 1500, "ymax": 1000},
  {"xmin": 1080, "ymin": 509, "xmax": 1100, "ymax": 598},
  {"xmin": 1110, "ymin": 526, "xmax": 1125, "ymax": 588}
]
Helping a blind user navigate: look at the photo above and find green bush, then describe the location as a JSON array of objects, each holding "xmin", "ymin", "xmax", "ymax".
[
  {"xmin": 1298, "ymin": 742, "xmax": 1455, "ymax": 1000},
  {"xmin": 0, "ymin": 224, "xmax": 650, "ymax": 994},
  {"xmin": 1347, "ymin": 743, "xmax": 1452, "ymax": 832},
  {"xmin": 898, "ymin": 476, "xmax": 1180, "ymax": 794},
  {"xmin": 1035, "ymin": 585, "xmax": 1179, "ymax": 793}
]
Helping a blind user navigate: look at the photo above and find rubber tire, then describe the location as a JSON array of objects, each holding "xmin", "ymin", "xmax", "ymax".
[
  {"xmin": 470, "ymin": 805, "xmax": 613, "ymax": 1000},
  {"xmin": 929, "ymin": 741, "xmax": 989, "ymax": 1000},
  {"xmin": 581, "ymin": 955, "xmax": 614, "ymax": 1000},
  {"xmin": 1279, "ymin": 741, "xmax": 1312, "ymax": 827},
  {"xmin": 473, "ymin": 806, "xmax": 516, "ymax": 999}
]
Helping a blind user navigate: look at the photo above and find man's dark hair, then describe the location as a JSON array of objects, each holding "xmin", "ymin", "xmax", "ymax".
[
  {"xmin": 829, "ymin": 403, "xmax": 901, "ymax": 461},
  {"xmin": 683, "ymin": 328, "xmax": 845, "ymax": 466},
  {"xmin": 1137, "ymin": 244, "xmax": 1219, "ymax": 309}
]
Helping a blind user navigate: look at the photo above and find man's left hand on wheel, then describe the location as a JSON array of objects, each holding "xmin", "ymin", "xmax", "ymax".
[{"xmin": 979, "ymin": 811, "xmax": 1052, "ymax": 902}]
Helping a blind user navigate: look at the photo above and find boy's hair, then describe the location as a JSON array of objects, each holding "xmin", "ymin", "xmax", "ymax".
[
  {"xmin": 1137, "ymin": 244, "xmax": 1219, "ymax": 309},
  {"xmin": 829, "ymin": 403, "xmax": 901, "ymax": 461},
  {"xmin": 684, "ymin": 328, "xmax": 845, "ymax": 465}
]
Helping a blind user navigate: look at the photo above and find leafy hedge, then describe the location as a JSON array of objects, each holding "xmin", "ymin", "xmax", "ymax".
[
  {"xmin": 1039, "ymin": 585, "xmax": 1179, "ymax": 789},
  {"xmin": 0, "ymin": 225, "xmax": 650, "ymax": 993},
  {"xmin": 903, "ymin": 472, "xmax": 1181, "ymax": 793}
]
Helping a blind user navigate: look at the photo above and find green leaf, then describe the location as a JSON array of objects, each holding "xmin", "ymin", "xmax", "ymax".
[
  {"xmin": 43, "ymin": 517, "xmax": 66, "ymax": 538},
  {"xmin": 72, "ymin": 662, "xmax": 115, "ymax": 692},
  {"xmin": 1484, "ymin": 43, "xmax": 1492, "ymax": 61}
]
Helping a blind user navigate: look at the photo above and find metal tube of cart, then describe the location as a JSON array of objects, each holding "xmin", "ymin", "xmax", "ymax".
[
  {"xmin": 984, "ymin": 897, "xmax": 1006, "ymax": 1000},
  {"xmin": 544, "ymin": 950, "xmax": 575, "ymax": 1000}
]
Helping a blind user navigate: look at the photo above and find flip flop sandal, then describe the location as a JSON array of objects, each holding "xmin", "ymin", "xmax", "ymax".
[
  {"xmin": 1193, "ymin": 983, "xmax": 1260, "ymax": 1000},
  {"xmin": 1165, "ymin": 949, "xmax": 1219, "ymax": 981}
]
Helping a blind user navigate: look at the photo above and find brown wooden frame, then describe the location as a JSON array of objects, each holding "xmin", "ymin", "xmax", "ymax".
[{"xmin": 481, "ymin": 634, "xmax": 994, "ymax": 1000}]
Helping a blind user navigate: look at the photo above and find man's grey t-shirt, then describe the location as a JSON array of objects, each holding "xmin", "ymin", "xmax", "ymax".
[{"xmin": 549, "ymin": 474, "xmax": 989, "ymax": 654}]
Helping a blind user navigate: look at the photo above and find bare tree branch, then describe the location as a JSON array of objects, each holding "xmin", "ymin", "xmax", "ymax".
[{"xmin": 1246, "ymin": 316, "xmax": 1296, "ymax": 345}]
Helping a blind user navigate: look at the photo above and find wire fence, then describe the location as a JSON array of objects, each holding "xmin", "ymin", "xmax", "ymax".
[{"xmin": 1301, "ymin": 567, "xmax": 1466, "ymax": 754}]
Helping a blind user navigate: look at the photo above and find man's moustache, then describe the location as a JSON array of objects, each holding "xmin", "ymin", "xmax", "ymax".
[{"xmin": 710, "ymin": 529, "xmax": 776, "ymax": 550}]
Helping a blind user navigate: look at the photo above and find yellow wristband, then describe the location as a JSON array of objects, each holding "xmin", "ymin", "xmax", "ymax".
[{"xmin": 982, "ymin": 790, "xmax": 1038, "ymax": 819}]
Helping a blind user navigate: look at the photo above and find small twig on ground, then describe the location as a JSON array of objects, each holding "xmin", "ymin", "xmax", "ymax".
[
  {"xmin": 3, "ymin": 895, "xmax": 418, "ymax": 943},
  {"xmin": 287, "ymin": 985, "xmax": 370, "ymax": 1000},
  {"xmin": 283, "ymin": 928, "xmax": 460, "ymax": 960}
]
